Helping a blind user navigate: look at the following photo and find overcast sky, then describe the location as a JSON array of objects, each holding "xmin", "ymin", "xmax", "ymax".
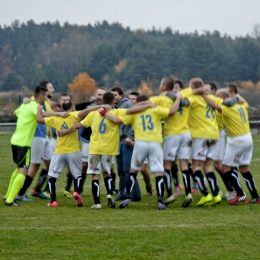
[{"xmin": 0, "ymin": 0, "xmax": 259, "ymax": 38}]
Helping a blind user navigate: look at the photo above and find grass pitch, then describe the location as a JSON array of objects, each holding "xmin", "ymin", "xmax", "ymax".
[{"xmin": 0, "ymin": 133, "xmax": 260, "ymax": 260}]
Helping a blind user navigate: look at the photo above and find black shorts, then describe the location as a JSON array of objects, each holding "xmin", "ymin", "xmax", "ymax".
[{"xmin": 11, "ymin": 145, "xmax": 31, "ymax": 168}]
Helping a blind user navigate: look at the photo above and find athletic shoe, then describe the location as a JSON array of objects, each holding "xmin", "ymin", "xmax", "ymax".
[
  {"xmin": 107, "ymin": 194, "xmax": 116, "ymax": 208},
  {"xmin": 207, "ymin": 194, "xmax": 222, "ymax": 206},
  {"xmin": 5, "ymin": 200, "xmax": 20, "ymax": 206},
  {"xmin": 223, "ymin": 191, "xmax": 237, "ymax": 201},
  {"xmin": 163, "ymin": 194, "xmax": 175, "ymax": 206},
  {"xmin": 173, "ymin": 184, "xmax": 183, "ymax": 196},
  {"xmin": 191, "ymin": 183, "xmax": 199, "ymax": 194},
  {"xmin": 113, "ymin": 188, "xmax": 119, "ymax": 195},
  {"xmin": 91, "ymin": 204, "xmax": 101, "ymax": 209},
  {"xmin": 63, "ymin": 190, "xmax": 73, "ymax": 198},
  {"xmin": 228, "ymin": 195, "xmax": 248, "ymax": 205},
  {"xmin": 15, "ymin": 194, "xmax": 33, "ymax": 202},
  {"xmin": 73, "ymin": 192, "xmax": 83, "ymax": 207},
  {"xmin": 248, "ymin": 197, "xmax": 260, "ymax": 204},
  {"xmin": 196, "ymin": 194, "xmax": 213, "ymax": 206},
  {"xmin": 158, "ymin": 202, "xmax": 167, "ymax": 210},
  {"xmin": 47, "ymin": 201, "xmax": 58, "ymax": 207},
  {"xmin": 119, "ymin": 199, "xmax": 131, "ymax": 209},
  {"xmin": 3, "ymin": 197, "xmax": 6, "ymax": 203},
  {"xmin": 182, "ymin": 193, "xmax": 193, "ymax": 208},
  {"xmin": 31, "ymin": 189, "xmax": 50, "ymax": 199}
]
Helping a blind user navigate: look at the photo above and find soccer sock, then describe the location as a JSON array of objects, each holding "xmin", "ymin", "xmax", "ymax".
[
  {"xmin": 104, "ymin": 176, "xmax": 113, "ymax": 195},
  {"xmin": 194, "ymin": 170, "xmax": 208, "ymax": 196},
  {"xmin": 92, "ymin": 180, "xmax": 100, "ymax": 204},
  {"xmin": 232, "ymin": 167, "xmax": 240, "ymax": 179},
  {"xmin": 182, "ymin": 170, "xmax": 191, "ymax": 195},
  {"xmin": 216, "ymin": 169, "xmax": 233, "ymax": 191},
  {"xmin": 43, "ymin": 181, "xmax": 50, "ymax": 193},
  {"xmin": 18, "ymin": 175, "xmax": 33, "ymax": 196},
  {"xmin": 81, "ymin": 172, "xmax": 87, "ymax": 192},
  {"xmin": 242, "ymin": 171, "xmax": 259, "ymax": 198},
  {"xmin": 73, "ymin": 176, "xmax": 82, "ymax": 195},
  {"xmin": 125, "ymin": 173, "xmax": 137, "ymax": 197},
  {"xmin": 188, "ymin": 163, "xmax": 197, "ymax": 184},
  {"xmin": 65, "ymin": 173, "xmax": 73, "ymax": 192},
  {"xmin": 35, "ymin": 168, "xmax": 48, "ymax": 192},
  {"xmin": 111, "ymin": 172, "xmax": 116, "ymax": 189},
  {"xmin": 163, "ymin": 169, "xmax": 172, "ymax": 196},
  {"xmin": 206, "ymin": 172, "xmax": 219, "ymax": 196},
  {"xmin": 5, "ymin": 168, "xmax": 19, "ymax": 199},
  {"xmin": 171, "ymin": 164, "xmax": 179, "ymax": 187},
  {"xmin": 6, "ymin": 173, "xmax": 25, "ymax": 203},
  {"xmin": 48, "ymin": 178, "xmax": 57, "ymax": 203},
  {"xmin": 155, "ymin": 176, "xmax": 164, "ymax": 203},
  {"xmin": 226, "ymin": 170, "xmax": 244, "ymax": 196}
]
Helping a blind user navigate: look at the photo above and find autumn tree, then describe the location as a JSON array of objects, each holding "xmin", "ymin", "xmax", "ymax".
[
  {"xmin": 138, "ymin": 81, "xmax": 153, "ymax": 96},
  {"xmin": 68, "ymin": 73, "xmax": 97, "ymax": 103}
]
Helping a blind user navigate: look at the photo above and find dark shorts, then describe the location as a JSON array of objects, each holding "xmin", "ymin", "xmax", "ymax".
[{"xmin": 11, "ymin": 145, "xmax": 31, "ymax": 168}]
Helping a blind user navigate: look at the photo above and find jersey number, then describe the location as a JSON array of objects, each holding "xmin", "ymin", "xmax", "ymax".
[
  {"xmin": 140, "ymin": 114, "xmax": 154, "ymax": 131},
  {"xmin": 205, "ymin": 104, "xmax": 215, "ymax": 118},
  {"xmin": 99, "ymin": 118, "xmax": 107, "ymax": 134},
  {"xmin": 238, "ymin": 107, "xmax": 246, "ymax": 123}
]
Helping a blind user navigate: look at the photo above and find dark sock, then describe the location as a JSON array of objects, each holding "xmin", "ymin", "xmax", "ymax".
[
  {"xmin": 232, "ymin": 167, "xmax": 240, "ymax": 178},
  {"xmin": 226, "ymin": 170, "xmax": 244, "ymax": 196},
  {"xmin": 163, "ymin": 169, "xmax": 172, "ymax": 196},
  {"xmin": 104, "ymin": 176, "xmax": 113, "ymax": 195},
  {"xmin": 155, "ymin": 176, "xmax": 164, "ymax": 203},
  {"xmin": 43, "ymin": 181, "xmax": 49, "ymax": 193},
  {"xmin": 74, "ymin": 176, "xmax": 82, "ymax": 195},
  {"xmin": 182, "ymin": 170, "xmax": 191, "ymax": 195},
  {"xmin": 111, "ymin": 172, "xmax": 116, "ymax": 190},
  {"xmin": 48, "ymin": 178, "xmax": 57, "ymax": 203},
  {"xmin": 18, "ymin": 175, "xmax": 33, "ymax": 196},
  {"xmin": 92, "ymin": 180, "xmax": 100, "ymax": 204},
  {"xmin": 188, "ymin": 163, "xmax": 197, "ymax": 183},
  {"xmin": 194, "ymin": 170, "xmax": 208, "ymax": 196},
  {"xmin": 242, "ymin": 171, "xmax": 259, "ymax": 198},
  {"xmin": 65, "ymin": 173, "xmax": 73, "ymax": 192},
  {"xmin": 125, "ymin": 173, "xmax": 137, "ymax": 198},
  {"xmin": 171, "ymin": 164, "xmax": 179, "ymax": 187},
  {"xmin": 206, "ymin": 172, "xmax": 219, "ymax": 196},
  {"xmin": 81, "ymin": 172, "xmax": 87, "ymax": 192},
  {"xmin": 216, "ymin": 169, "xmax": 233, "ymax": 191},
  {"xmin": 35, "ymin": 169, "xmax": 48, "ymax": 192}
]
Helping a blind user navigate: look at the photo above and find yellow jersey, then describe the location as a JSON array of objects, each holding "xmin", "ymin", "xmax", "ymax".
[
  {"xmin": 222, "ymin": 102, "xmax": 250, "ymax": 138},
  {"xmin": 44, "ymin": 111, "xmax": 80, "ymax": 154},
  {"xmin": 188, "ymin": 95, "xmax": 219, "ymax": 140},
  {"xmin": 212, "ymin": 95, "xmax": 224, "ymax": 131},
  {"xmin": 81, "ymin": 109, "xmax": 126, "ymax": 155},
  {"xmin": 120, "ymin": 106, "xmax": 169, "ymax": 143}
]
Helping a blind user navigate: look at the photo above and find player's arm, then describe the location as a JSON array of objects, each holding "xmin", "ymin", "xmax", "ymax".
[
  {"xmin": 42, "ymin": 111, "xmax": 68, "ymax": 118},
  {"xmin": 58, "ymin": 122, "xmax": 83, "ymax": 137},
  {"xmin": 203, "ymin": 95, "xmax": 222, "ymax": 113},
  {"xmin": 125, "ymin": 102, "xmax": 154, "ymax": 115},
  {"xmin": 78, "ymin": 104, "xmax": 111, "ymax": 118},
  {"xmin": 36, "ymin": 105, "xmax": 46, "ymax": 124},
  {"xmin": 168, "ymin": 92, "xmax": 182, "ymax": 116},
  {"xmin": 103, "ymin": 112, "xmax": 123, "ymax": 124},
  {"xmin": 222, "ymin": 96, "xmax": 239, "ymax": 107}
]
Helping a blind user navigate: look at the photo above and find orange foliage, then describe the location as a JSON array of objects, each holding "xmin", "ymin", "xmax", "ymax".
[
  {"xmin": 138, "ymin": 81, "xmax": 153, "ymax": 96},
  {"xmin": 68, "ymin": 73, "xmax": 97, "ymax": 103},
  {"xmin": 114, "ymin": 59, "xmax": 127, "ymax": 73},
  {"xmin": 241, "ymin": 80, "xmax": 254, "ymax": 89},
  {"xmin": 5, "ymin": 98, "xmax": 16, "ymax": 110}
]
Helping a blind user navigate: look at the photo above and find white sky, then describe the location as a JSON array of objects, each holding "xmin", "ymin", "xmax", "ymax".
[{"xmin": 0, "ymin": 0, "xmax": 259, "ymax": 38}]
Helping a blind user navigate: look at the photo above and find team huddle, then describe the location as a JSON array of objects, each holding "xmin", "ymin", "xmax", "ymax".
[{"xmin": 3, "ymin": 76, "xmax": 260, "ymax": 210}]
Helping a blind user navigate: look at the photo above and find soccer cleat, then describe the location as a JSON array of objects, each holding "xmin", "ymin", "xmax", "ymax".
[
  {"xmin": 182, "ymin": 193, "xmax": 193, "ymax": 208},
  {"xmin": 207, "ymin": 194, "xmax": 222, "ymax": 206},
  {"xmin": 158, "ymin": 202, "xmax": 167, "ymax": 210},
  {"xmin": 223, "ymin": 191, "xmax": 237, "ymax": 201},
  {"xmin": 163, "ymin": 194, "xmax": 175, "ymax": 206},
  {"xmin": 248, "ymin": 197, "xmax": 260, "ymax": 204},
  {"xmin": 5, "ymin": 201, "xmax": 20, "ymax": 206},
  {"xmin": 15, "ymin": 194, "xmax": 33, "ymax": 202},
  {"xmin": 228, "ymin": 195, "xmax": 248, "ymax": 205},
  {"xmin": 119, "ymin": 199, "xmax": 131, "ymax": 209},
  {"xmin": 63, "ymin": 190, "xmax": 73, "ymax": 198},
  {"xmin": 107, "ymin": 194, "xmax": 116, "ymax": 208},
  {"xmin": 31, "ymin": 189, "xmax": 50, "ymax": 199},
  {"xmin": 191, "ymin": 182, "xmax": 199, "ymax": 194},
  {"xmin": 73, "ymin": 192, "xmax": 83, "ymax": 207},
  {"xmin": 3, "ymin": 197, "xmax": 6, "ymax": 203},
  {"xmin": 196, "ymin": 194, "xmax": 213, "ymax": 206},
  {"xmin": 91, "ymin": 204, "xmax": 101, "ymax": 209},
  {"xmin": 47, "ymin": 201, "xmax": 58, "ymax": 207},
  {"xmin": 173, "ymin": 184, "xmax": 183, "ymax": 196},
  {"xmin": 113, "ymin": 188, "xmax": 119, "ymax": 195}
]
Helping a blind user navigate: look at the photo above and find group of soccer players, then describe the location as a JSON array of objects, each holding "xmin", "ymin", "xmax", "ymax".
[{"xmin": 3, "ymin": 76, "xmax": 260, "ymax": 209}]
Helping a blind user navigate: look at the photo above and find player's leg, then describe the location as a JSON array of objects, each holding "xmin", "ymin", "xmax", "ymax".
[{"xmin": 140, "ymin": 161, "xmax": 153, "ymax": 196}]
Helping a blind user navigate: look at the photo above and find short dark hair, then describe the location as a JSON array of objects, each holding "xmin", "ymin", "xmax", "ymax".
[
  {"xmin": 207, "ymin": 82, "xmax": 217, "ymax": 92},
  {"xmin": 34, "ymin": 85, "xmax": 47, "ymax": 98},
  {"xmin": 129, "ymin": 91, "xmax": 140, "ymax": 97},
  {"xmin": 162, "ymin": 76, "xmax": 175, "ymax": 90},
  {"xmin": 226, "ymin": 84, "xmax": 238, "ymax": 94},
  {"xmin": 136, "ymin": 94, "xmax": 148, "ymax": 103},
  {"xmin": 59, "ymin": 93, "xmax": 70, "ymax": 98},
  {"xmin": 62, "ymin": 100, "xmax": 73, "ymax": 111},
  {"xmin": 111, "ymin": 87, "xmax": 124, "ymax": 97},
  {"xmin": 174, "ymin": 79, "xmax": 184, "ymax": 89},
  {"xmin": 103, "ymin": 92, "xmax": 115, "ymax": 105},
  {"xmin": 39, "ymin": 81, "xmax": 50, "ymax": 88}
]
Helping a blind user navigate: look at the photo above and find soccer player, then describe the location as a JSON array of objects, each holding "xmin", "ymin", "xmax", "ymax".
[
  {"xmin": 4, "ymin": 85, "xmax": 48, "ymax": 206},
  {"xmin": 103, "ymin": 92, "xmax": 182, "ymax": 210}
]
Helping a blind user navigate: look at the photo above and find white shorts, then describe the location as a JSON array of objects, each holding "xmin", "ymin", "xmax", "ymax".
[
  {"xmin": 87, "ymin": 154, "xmax": 112, "ymax": 174},
  {"xmin": 48, "ymin": 151, "xmax": 82, "ymax": 179},
  {"xmin": 212, "ymin": 130, "xmax": 226, "ymax": 161},
  {"xmin": 30, "ymin": 137, "xmax": 52, "ymax": 164},
  {"xmin": 49, "ymin": 137, "xmax": 56, "ymax": 157},
  {"xmin": 81, "ymin": 142, "xmax": 89, "ymax": 163},
  {"xmin": 223, "ymin": 134, "xmax": 253, "ymax": 167},
  {"xmin": 163, "ymin": 132, "xmax": 191, "ymax": 161},
  {"xmin": 192, "ymin": 138, "xmax": 217, "ymax": 161},
  {"xmin": 131, "ymin": 141, "xmax": 163, "ymax": 173}
]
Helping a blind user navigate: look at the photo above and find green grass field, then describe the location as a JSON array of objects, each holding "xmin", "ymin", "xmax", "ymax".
[{"xmin": 1, "ymin": 133, "xmax": 260, "ymax": 260}]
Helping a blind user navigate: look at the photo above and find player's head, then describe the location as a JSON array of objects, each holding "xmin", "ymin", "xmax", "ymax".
[
  {"xmin": 94, "ymin": 88, "xmax": 106, "ymax": 105},
  {"xmin": 204, "ymin": 82, "xmax": 217, "ymax": 95},
  {"xmin": 103, "ymin": 92, "xmax": 115, "ymax": 105},
  {"xmin": 189, "ymin": 78, "xmax": 203, "ymax": 89},
  {"xmin": 129, "ymin": 91, "xmax": 139, "ymax": 104},
  {"xmin": 226, "ymin": 84, "xmax": 238, "ymax": 97},
  {"xmin": 136, "ymin": 94, "xmax": 148, "ymax": 103},
  {"xmin": 62, "ymin": 100, "xmax": 74, "ymax": 111},
  {"xmin": 111, "ymin": 87, "xmax": 124, "ymax": 105},
  {"xmin": 216, "ymin": 89, "xmax": 229, "ymax": 99},
  {"xmin": 173, "ymin": 79, "xmax": 184, "ymax": 93},
  {"xmin": 58, "ymin": 93, "xmax": 71, "ymax": 106},
  {"xmin": 39, "ymin": 80, "xmax": 55, "ymax": 98},
  {"xmin": 159, "ymin": 76, "xmax": 175, "ymax": 92},
  {"xmin": 34, "ymin": 85, "xmax": 48, "ymax": 105}
]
